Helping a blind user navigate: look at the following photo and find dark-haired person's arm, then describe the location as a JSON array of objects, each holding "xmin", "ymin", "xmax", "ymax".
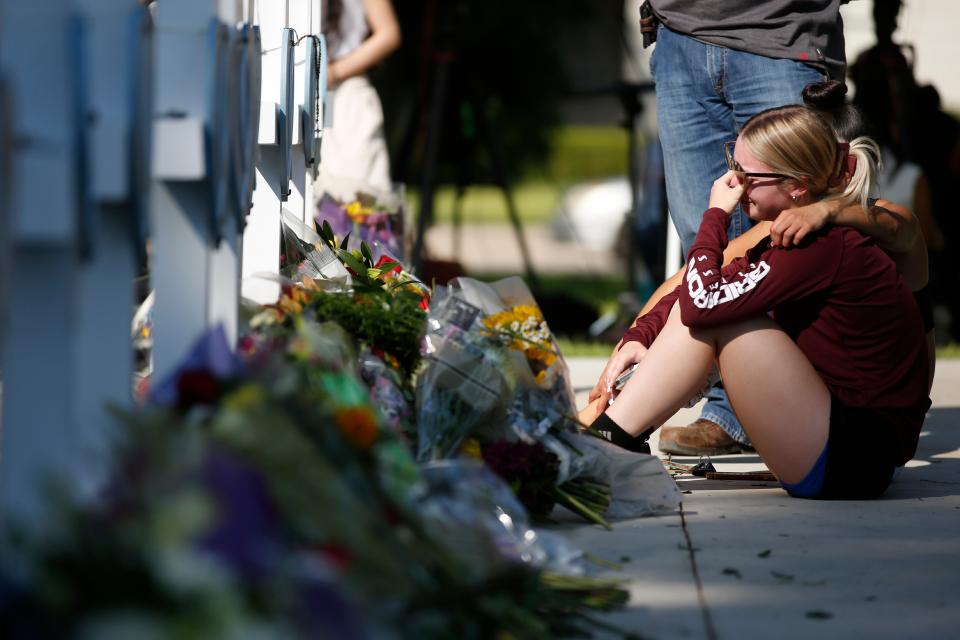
[
  {"xmin": 770, "ymin": 198, "xmax": 915, "ymax": 251},
  {"xmin": 327, "ymin": 0, "xmax": 401, "ymax": 86}
]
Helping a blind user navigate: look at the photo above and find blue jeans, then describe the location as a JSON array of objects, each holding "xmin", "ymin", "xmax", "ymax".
[{"xmin": 650, "ymin": 26, "xmax": 825, "ymax": 444}]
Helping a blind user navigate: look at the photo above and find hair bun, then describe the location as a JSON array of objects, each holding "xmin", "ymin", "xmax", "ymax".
[{"xmin": 802, "ymin": 80, "xmax": 848, "ymax": 112}]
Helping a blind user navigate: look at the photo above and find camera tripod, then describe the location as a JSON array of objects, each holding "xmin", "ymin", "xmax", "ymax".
[{"xmin": 395, "ymin": 0, "xmax": 539, "ymax": 287}]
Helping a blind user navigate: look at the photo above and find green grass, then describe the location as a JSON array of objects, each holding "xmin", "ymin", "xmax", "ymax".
[
  {"xmin": 937, "ymin": 343, "xmax": 960, "ymax": 359},
  {"xmin": 559, "ymin": 341, "xmax": 960, "ymax": 361},
  {"xmin": 407, "ymin": 179, "xmax": 560, "ymax": 225},
  {"xmin": 543, "ymin": 126, "xmax": 631, "ymax": 183},
  {"xmin": 557, "ymin": 338, "xmax": 615, "ymax": 358},
  {"xmin": 406, "ymin": 125, "xmax": 630, "ymax": 226},
  {"xmin": 471, "ymin": 271, "xmax": 628, "ymax": 316}
]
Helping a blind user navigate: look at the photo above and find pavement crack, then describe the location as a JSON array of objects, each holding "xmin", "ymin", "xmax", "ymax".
[{"xmin": 679, "ymin": 502, "xmax": 719, "ymax": 640}]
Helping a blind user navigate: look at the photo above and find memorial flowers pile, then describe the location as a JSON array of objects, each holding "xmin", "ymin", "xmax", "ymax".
[
  {"xmin": 0, "ymin": 320, "xmax": 634, "ymax": 638},
  {"xmin": 65, "ymin": 215, "xmax": 682, "ymax": 636}
]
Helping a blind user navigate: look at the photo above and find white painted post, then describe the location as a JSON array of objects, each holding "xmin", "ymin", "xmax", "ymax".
[
  {"xmin": 150, "ymin": 0, "xmax": 230, "ymax": 381},
  {"xmin": 242, "ymin": 1, "xmax": 288, "ymax": 305},
  {"xmin": 0, "ymin": 71, "xmax": 12, "ymax": 350},
  {"xmin": 665, "ymin": 213, "xmax": 683, "ymax": 276},
  {"xmin": 70, "ymin": 0, "xmax": 153, "ymax": 499},
  {"xmin": 208, "ymin": 0, "xmax": 253, "ymax": 348},
  {"xmin": 0, "ymin": 0, "xmax": 82, "ymax": 524},
  {"xmin": 288, "ymin": 0, "xmax": 322, "ymax": 227},
  {"xmin": 241, "ymin": 0, "xmax": 324, "ymax": 304}
]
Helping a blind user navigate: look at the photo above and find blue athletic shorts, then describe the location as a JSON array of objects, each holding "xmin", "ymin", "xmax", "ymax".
[{"xmin": 781, "ymin": 396, "xmax": 898, "ymax": 500}]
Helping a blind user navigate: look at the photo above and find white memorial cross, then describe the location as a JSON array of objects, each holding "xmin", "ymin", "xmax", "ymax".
[
  {"xmin": 150, "ymin": 0, "xmax": 259, "ymax": 381},
  {"xmin": 241, "ymin": 0, "xmax": 323, "ymax": 305},
  {"xmin": 71, "ymin": 0, "xmax": 154, "ymax": 500},
  {"xmin": 0, "ymin": 0, "xmax": 84, "ymax": 525},
  {"xmin": 0, "ymin": 66, "xmax": 11, "ymax": 347}
]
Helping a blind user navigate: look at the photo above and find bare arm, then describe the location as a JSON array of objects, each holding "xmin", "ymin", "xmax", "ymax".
[
  {"xmin": 770, "ymin": 198, "xmax": 917, "ymax": 253},
  {"xmin": 327, "ymin": 0, "xmax": 401, "ymax": 85},
  {"xmin": 873, "ymin": 199, "xmax": 928, "ymax": 291}
]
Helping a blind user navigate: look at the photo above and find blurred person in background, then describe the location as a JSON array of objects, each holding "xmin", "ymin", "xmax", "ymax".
[
  {"xmin": 320, "ymin": 0, "xmax": 400, "ymax": 193},
  {"xmin": 850, "ymin": 0, "xmax": 959, "ymax": 341}
]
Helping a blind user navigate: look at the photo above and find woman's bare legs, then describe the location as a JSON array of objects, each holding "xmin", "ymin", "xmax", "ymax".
[
  {"xmin": 605, "ymin": 305, "xmax": 716, "ymax": 431},
  {"xmin": 604, "ymin": 303, "xmax": 831, "ymax": 484}
]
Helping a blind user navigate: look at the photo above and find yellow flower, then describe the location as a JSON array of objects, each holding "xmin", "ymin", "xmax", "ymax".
[
  {"xmin": 224, "ymin": 384, "xmax": 265, "ymax": 412},
  {"xmin": 460, "ymin": 438, "xmax": 483, "ymax": 459},
  {"xmin": 277, "ymin": 286, "xmax": 310, "ymax": 315},
  {"xmin": 345, "ymin": 200, "xmax": 373, "ymax": 223},
  {"xmin": 334, "ymin": 406, "xmax": 379, "ymax": 450},
  {"xmin": 278, "ymin": 296, "xmax": 303, "ymax": 315}
]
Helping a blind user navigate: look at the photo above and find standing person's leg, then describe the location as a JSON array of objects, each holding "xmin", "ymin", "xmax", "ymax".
[
  {"xmin": 651, "ymin": 26, "xmax": 733, "ymax": 252},
  {"xmin": 602, "ymin": 305, "xmax": 831, "ymax": 487},
  {"xmin": 718, "ymin": 52, "xmax": 825, "ymax": 242},
  {"xmin": 650, "ymin": 27, "xmax": 746, "ymax": 453}
]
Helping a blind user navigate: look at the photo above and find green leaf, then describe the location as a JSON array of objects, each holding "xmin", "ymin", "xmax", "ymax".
[
  {"xmin": 387, "ymin": 278, "xmax": 415, "ymax": 292},
  {"xmin": 320, "ymin": 220, "xmax": 336, "ymax": 248},
  {"xmin": 360, "ymin": 241, "xmax": 373, "ymax": 265},
  {"xmin": 341, "ymin": 231, "xmax": 351, "ymax": 251},
  {"xmin": 337, "ymin": 248, "xmax": 367, "ymax": 278}
]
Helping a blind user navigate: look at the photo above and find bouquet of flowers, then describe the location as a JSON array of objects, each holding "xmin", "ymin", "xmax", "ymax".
[
  {"xmin": 415, "ymin": 279, "xmax": 613, "ymax": 526},
  {"xmin": 419, "ymin": 277, "xmax": 683, "ymax": 525},
  {"xmin": 314, "ymin": 179, "xmax": 406, "ymax": 261}
]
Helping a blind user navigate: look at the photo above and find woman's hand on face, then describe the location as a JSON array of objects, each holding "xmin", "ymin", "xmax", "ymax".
[
  {"xmin": 770, "ymin": 200, "xmax": 835, "ymax": 247},
  {"xmin": 590, "ymin": 341, "xmax": 649, "ymax": 419},
  {"xmin": 708, "ymin": 170, "xmax": 746, "ymax": 214}
]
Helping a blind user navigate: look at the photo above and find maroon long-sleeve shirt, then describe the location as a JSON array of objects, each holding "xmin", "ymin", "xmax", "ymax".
[{"xmin": 622, "ymin": 207, "xmax": 929, "ymax": 464}]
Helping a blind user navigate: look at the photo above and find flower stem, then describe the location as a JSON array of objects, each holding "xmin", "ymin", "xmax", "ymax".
[{"xmin": 554, "ymin": 487, "xmax": 612, "ymax": 530}]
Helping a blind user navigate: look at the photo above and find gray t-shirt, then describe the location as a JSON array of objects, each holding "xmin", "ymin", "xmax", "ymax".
[{"xmin": 649, "ymin": 0, "xmax": 846, "ymax": 76}]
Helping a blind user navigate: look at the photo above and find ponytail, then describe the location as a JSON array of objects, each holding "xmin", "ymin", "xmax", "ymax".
[
  {"xmin": 834, "ymin": 136, "xmax": 881, "ymax": 211},
  {"xmin": 741, "ymin": 105, "xmax": 883, "ymax": 211}
]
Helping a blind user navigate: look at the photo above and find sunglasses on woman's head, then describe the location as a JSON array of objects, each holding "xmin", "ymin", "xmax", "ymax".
[{"xmin": 723, "ymin": 141, "xmax": 791, "ymax": 183}]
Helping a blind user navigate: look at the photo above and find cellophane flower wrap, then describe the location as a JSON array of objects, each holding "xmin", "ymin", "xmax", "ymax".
[
  {"xmin": 416, "ymin": 277, "xmax": 619, "ymax": 527},
  {"xmin": 279, "ymin": 208, "xmax": 351, "ymax": 285}
]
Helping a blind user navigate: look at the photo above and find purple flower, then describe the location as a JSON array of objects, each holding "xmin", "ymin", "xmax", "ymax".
[{"xmin": 197, "ymin": 450, "xmax": 283, "ymax": 581}]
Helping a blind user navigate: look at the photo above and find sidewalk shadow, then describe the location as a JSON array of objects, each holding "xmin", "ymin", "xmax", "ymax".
[
  {"xmin": 883, "ymin": 407, "xmax": 960, "ymax": 500},
  {"xmin": 670, "ymin": 408, "xmax": 960, "ymax": 498}
]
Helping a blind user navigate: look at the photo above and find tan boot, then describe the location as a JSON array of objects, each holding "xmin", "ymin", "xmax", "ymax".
[{"xmin": 658, "ymin": 419, "xmax": 743, "ymax": 456}]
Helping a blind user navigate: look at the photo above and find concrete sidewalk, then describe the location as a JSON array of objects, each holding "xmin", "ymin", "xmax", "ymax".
[{"xmin": 558, "ymin": 358, "xmax": 960, "ymax": 639}]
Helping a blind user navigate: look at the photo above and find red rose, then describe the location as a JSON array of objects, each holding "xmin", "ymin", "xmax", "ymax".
[
  {"xmin": 374, "ymin": 255, "xmax": 402, "ymax": 275},
  {"xmin": 177, "ymin": 369, "xmax": 220, "ymax": 408}
]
